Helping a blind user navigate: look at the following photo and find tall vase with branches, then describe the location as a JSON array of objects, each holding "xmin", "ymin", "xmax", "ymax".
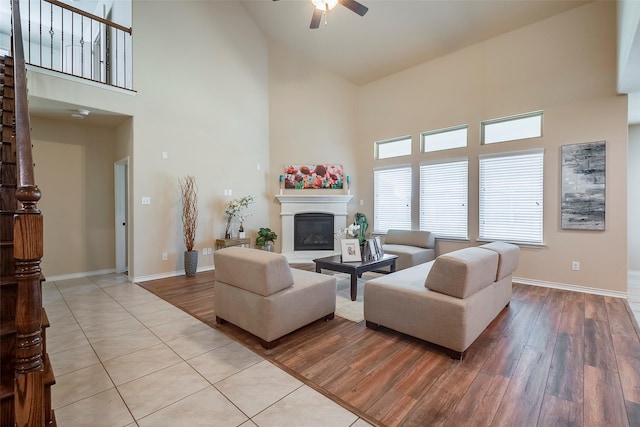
[{"xmin": 180, "ymin": 175, "xmax": 198, "ymax": 276}]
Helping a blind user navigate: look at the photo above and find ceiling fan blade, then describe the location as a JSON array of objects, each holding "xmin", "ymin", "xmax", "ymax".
[
  {"xmin": 310, "ymin": 8, "xmax": 323, "ymax": 29},
  {"xmin": 339, "ymin": 0, "xmax": 368, "ymax": 16}
]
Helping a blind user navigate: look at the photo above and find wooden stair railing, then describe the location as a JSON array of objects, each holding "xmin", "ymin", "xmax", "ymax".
[{"xmin": 0, "ymin": 0, "xmax": 55, "ymax": 425}]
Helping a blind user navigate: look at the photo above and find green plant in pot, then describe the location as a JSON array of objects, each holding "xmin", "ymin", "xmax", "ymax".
[
  {"xmin": 256, "ymin": 227, "xmax": 277, "ymax": 251},
  {"xmin": 179, "ymin": 175, "xmax": 198, "ymax": 276}
]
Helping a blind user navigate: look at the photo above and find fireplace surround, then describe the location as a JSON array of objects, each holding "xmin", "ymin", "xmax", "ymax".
[{"xmin": 276, "ymin": 194, "xmax": 353, "ymax": 262}]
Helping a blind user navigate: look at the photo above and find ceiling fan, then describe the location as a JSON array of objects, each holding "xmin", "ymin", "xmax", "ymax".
[{"xmin": 273, "ymin": 0, "xmax": 369, "ymax": 29}]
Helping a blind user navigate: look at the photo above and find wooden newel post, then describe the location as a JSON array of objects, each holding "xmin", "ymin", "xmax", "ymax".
[{"xmin": 14, "ymin": 187, "xmax": 45, "ymax": 426}]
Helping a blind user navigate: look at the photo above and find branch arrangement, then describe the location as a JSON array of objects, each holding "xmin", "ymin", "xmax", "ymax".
[{"xmin": 179, "ymin": 175, "xmax": 198, "ymax": 251}]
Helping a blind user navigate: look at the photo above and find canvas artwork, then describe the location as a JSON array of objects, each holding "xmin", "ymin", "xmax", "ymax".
[
  {"xmin": 561, "ymin": 141, "xmax": 606, "ymax": 230},
  {"xmin": 284, "ymin": 164, "xmax": 344, "ymax": 189}
]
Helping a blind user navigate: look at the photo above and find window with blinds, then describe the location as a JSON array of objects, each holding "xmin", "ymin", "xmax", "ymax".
[
  {"xmin": 374, "ymin": 166, "xmax": 412, "ymax": 233},
  {"xmin": 419, "ymin": 160, "xmax": 468, "ymax": 239},
  {"xmin": 479, "ymin": 149, "xmax": 544, "ymax": 244}
]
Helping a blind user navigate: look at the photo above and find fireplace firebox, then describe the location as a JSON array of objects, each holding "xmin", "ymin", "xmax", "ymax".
[{"xmin": 294, "ymin": 213, "xmax": 334, "ymax": 251}]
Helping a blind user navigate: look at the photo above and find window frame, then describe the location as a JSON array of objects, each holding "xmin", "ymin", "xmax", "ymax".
[
  {"xmin": 481, "ymin": 111, "xmax": 543, "ymax": 145},
  {"xmin": 375, "ymin": 136, "xmax": 412, "ymax": 160},
  {"xmin": 420, "ymin": 124, "xmax": 468, "ymax": 153}
]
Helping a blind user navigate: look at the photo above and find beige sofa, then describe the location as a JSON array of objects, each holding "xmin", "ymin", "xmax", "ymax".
[
  {"xmin": 214, "ymin": 247, "xmax": 336, "ymax": 349},
  {"xmin": 381, "ymin": 229, "xmax": 436, "ymax": 270},
  {"xmin": 364, "ymin": 242, "xmax": 519, "ymax": 359}
]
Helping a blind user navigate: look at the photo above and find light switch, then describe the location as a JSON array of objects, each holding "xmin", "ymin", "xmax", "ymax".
[
  {"xmin": 142, "ymin": 196, "xmax": 151, "ymax": 205},
  {"xmin": 162, "ymin": 151, "xmax": 168, "ymax": 159}
]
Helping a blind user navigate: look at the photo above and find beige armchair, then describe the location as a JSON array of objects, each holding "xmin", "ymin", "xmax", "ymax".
[
  {"xmin": 381, "ymin": 229, "xmax": 436, "ymax": 270},
  {"xmin": 214, "ymin": 247, "xmax": 337, "ymax": 348}
]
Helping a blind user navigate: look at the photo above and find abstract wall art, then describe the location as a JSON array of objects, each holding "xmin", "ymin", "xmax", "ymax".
[{"xmin": 561, "ymin": 141, "xmax": 606, "ymax": 230}]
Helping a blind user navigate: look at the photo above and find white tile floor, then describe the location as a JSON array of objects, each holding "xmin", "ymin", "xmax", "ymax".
[{"xmin": 44, "ymin": 274, "xmax": 372, "ymax": 427}]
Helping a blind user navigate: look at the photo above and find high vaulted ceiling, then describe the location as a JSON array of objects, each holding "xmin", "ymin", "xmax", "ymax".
[{"xmin": 240, "ymin": 0, "xmax": 592, "ymax": 85}]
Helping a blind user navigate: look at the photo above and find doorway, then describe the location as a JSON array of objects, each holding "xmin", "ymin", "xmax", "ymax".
[{"xmin": 114, "ymin": 157, "xmax": 129, "ymax": 274}]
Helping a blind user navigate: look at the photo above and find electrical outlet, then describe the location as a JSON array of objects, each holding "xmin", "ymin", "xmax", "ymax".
[
  {"xmin": 571, "ymin": 261, "xmax": 580, "ymax": 271},
  {"xmin": 208, "ymin": 248, "xmax": 213, "ymax": 255},
  {"xmin": 203, "ymin": 248, "xmax": 207, "ymax": 256},
  {"xmin": 162, "ymin": 252, "xmax": 168, "ymax": 261}
]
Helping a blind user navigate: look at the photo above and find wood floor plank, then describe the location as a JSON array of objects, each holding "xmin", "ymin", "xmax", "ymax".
[
  {"xmin": 611, "ymin": 333, "xmax": 640, "ymax": 405},
  {"xmin": 490, "ymin": 346, "xmax": 554, "ymax": 427},
  {"xmin": 584, "ymin": 318, "xmax": 618, "ymax": 371},
  {"xmin": 538, "ymin": 394, "xmax": 583, "ymax": 427},
  {"xmin": 137, "ymin": 268, "xmax": 640, "ymax": 427},
  {"xmin": 583, "ymin": 365, "xmax": 629, "ymax": 427},
  {"xmin": 443, "ymin": 372, "xmax": 510, "ymax": 427}
]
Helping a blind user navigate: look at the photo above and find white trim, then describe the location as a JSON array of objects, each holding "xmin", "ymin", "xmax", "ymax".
[
  {"xmin": 134, "ymin": 266, "xmax": 214, "ymax": 283},
  {"xmin": 47, "ymin": 268, "xmax": 117, "ymax": 282},
  {"xmin": 26, "ymin": 64, "xmax": 137, "ymax": 94},
  {"xmin": 275, "ymin": 194, "xmax": 353, "ymax": 204},
  {"xmin": 515, "ymin": 276, "xmax": 627, "ymax": 299}
]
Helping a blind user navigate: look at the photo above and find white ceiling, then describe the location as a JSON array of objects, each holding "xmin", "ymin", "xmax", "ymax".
[
  {"xmin": 18, "ymin": 0, "xmax": 640, "ymax": 125},
  {"xmin": 240, "ymin": 0, "xmax": 592, "ymax": 85}
]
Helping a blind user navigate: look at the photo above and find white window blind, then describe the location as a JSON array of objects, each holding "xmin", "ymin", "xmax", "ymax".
[
  {"xmin": 479, "ymin": 149, "xmax": 544, "ymax": 244},
  {"xmin": 374, "ymin": 166, "xmax": 412, "ymax": 233},
  {"xmin": 419, "ymin": 160, "xmax": 468, "ymax": 239}
]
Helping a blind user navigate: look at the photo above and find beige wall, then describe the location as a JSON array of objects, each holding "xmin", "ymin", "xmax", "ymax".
[
  {"xmin": 268, "ymin": 42, "xmax": 360, "ymax": 249},
  {"xmin": 31, "ymin": 117, "xmax": 117, "ymax": 276},
  {"xmin": 355, "ymin": 2, "xmax": 628, "ymax": 293},
  {"xmin": 630, "ymin": 125, "xmax": 640, "ymax": 272},
  {"xmin": 129, "ymin": 0, "xmax": 269, "ymax": 278}
]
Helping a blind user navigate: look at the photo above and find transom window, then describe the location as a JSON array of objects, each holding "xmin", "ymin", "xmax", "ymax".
[
  {"xmin": 375, "ymin": 136, "xmax": 412, "ymax": 159},
  {"xmin": 482, "ymin": 111, "xmax": 543, "ymax": 145},
  {"xmin": 421, "ymin": 125, "xmax": 467, "ymax": 152}
]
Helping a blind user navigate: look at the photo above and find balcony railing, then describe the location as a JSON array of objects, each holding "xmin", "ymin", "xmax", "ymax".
[{"xmin": 13, "ymin": 0, "xmax": 133, "ymax": 90}]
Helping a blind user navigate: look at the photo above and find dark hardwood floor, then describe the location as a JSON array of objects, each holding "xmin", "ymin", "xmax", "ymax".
[{"xmin": 139, "ymin": 267, "xmax": 640, "ymax": 427}]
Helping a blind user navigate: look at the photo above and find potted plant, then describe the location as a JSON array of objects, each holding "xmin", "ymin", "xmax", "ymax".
[
  {"xmin": 179, "ymin": 175, "xmax": 198, "ymax": 276},
  {"xmin": 256, "ymin": 227, "xmax": 278, "ymax": 251}
]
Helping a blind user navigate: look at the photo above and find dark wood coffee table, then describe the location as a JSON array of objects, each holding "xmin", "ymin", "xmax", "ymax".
[{"xmin": 313, "ymin": 254, "xmax": 398, "ymax": 301}]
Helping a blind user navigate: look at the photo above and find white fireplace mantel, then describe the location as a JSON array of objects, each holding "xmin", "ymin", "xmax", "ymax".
[{"xmin": 276, "ymin": 194, "xmax": 353, "ymax": 261}]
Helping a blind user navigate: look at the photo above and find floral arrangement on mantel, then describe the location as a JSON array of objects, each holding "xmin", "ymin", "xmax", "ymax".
[{"xmin": 224, "ymin": 195, "xmax": 253, "ymax": 239}]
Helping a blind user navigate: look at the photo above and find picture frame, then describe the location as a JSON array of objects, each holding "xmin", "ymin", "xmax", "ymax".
[
  {"xmin": 374, "ymin": 236, "xmax": 384, "ymax": 258},
  {"xmin": 341, "ymin": 239, "xmax": 362, "ymax": 262},
  {"xmin": 561, "ymin": 141, "xmax": 606, "ymax": 230}
]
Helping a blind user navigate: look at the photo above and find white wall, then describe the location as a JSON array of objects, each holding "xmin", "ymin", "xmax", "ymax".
[
  {"xmin": 630, "ymin": 124, "xmax": 640, "ymax": 272},
  {"xmin": 355, "ymin": 2, "xmax": 628, "ymax": 293}
]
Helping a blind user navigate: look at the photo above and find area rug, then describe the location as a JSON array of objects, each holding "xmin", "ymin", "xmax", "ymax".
[{"xmin": 333, "ymin": 272, "xmax": 381, "ymax": 323}]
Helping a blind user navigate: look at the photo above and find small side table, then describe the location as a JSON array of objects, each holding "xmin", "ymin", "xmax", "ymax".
[{"xmin": 215, "ymin": 238, "xmax": 251, "ymax": 250}]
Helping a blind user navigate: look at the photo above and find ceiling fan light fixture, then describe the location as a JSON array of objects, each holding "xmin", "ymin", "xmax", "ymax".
[
  {"xmin": 311, "ymin": 0, "xmax": 338, "ymax": 11},
  {"xmin": 71, "ymin": 109, "xmax": 90, "ymax": 120}
]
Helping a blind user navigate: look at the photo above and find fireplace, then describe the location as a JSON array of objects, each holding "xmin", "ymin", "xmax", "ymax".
[
  {"xmin": 276, "ymin": 194, "xmax": 353, "ymax": 261},
  {"xmin": 294, "ymin": 213, "xmax": 334, "ymax": 251}
]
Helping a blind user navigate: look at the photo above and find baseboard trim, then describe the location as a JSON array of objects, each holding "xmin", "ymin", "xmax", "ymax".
[
  {"xmin": 134, "ymin": 266, "xmax": 214, "ymax": 283},
  {"xmin": 46, "ymin": 268, "xmax": 117, "ymax": 282},
  {"xmin": 514, "ymin": 276, "xmax": 627, "ymax": 299}
]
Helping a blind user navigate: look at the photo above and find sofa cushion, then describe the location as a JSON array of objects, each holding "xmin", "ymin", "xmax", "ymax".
[
  {"xmin": 382, "ymin": 244, "xmax": 436, "ymax": 270},
  {"xmin": 479, "ymin": 242, "xmax": 520, "ymax": 280},
  {"xmin": 214, "ymin": 247, "xmax": 294, "ymax": 296},
  {"xmin": 384, "ymin": 229, "xmax": 435, "ymax": 249},
  {"xmin": 425, "ymin": 247, "xmax": 499, "ymax": 299}
]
